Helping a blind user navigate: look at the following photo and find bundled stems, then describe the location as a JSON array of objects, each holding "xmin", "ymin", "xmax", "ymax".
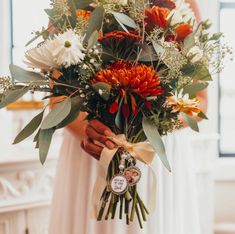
[{"xmin": 97, "ymin": 153, "xmax": 148, "ymax": 229}]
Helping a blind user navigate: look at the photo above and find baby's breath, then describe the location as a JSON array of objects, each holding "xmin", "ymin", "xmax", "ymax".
[{"xmin": 50, "ymin": 0, "xmax": 71, "ymax": 21}]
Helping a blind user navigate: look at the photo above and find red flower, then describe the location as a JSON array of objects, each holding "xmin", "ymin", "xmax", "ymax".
[
  {"xmin": 98, "ymin": 31, "xmax": 142, "ymax": 58},
  {"xmin": 93, "ymin": 61, "xmax": 164, "ymax": 117},
  {"xmin": 98, "ymin": 31, "xmax": 142, "ymax": 42},
  {"xmin": 145, "ymin": 6, "xmax": 170, "ymax": 32},
  {"xmin": 175, "ymin": 23, "xmax": 193, "ymax": 41},
  {"xmin": 152, "ymin": 0, "xmax": 176, "ymax": 10}
]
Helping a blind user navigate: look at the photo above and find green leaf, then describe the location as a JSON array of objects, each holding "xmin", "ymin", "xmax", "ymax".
[
  {"xmin": 41, "ymin": 98, "xmax": 72, "ymax": 129},
  {"xmin": 87, "ymin": 30, "xmax": 98, "ymax": 50},
  {"xmin": 67, "ymin": 0, "xmax": 78, "ymax": 28},
  {"xmin": 151, "ymin": 40, "xmax": 165, "ymax": 55},
  {"xmin": 139, "ymin": 44, "xmax": 157, "ymax": 62},
  {"xmin": 9, "ymin": 64, "xmax": 45, "ymax": 82},
  {"xmin": 142, "ymin": 118, "xmax": 171, "ymax": 172},
  {"xmin": 181, "ymin": 64, "xmax": 196, "ymax": 77},
  {"xmin": 182, "ymin": 113, "xmax": 199, "ymax": 132},
  {"xmin": 192, "ymin": 65, "xmax": 212, "ymax": 81},
  {"xmin": 75, "ymin": 0, "xmax": 94, "ymax": 9},
  {"xmin": 33, "ymin": 129, "xmax": 40, "ymax": 143},
  {"xmin": 39, "ymin": 128, "xmax": 55, "ymax": 164},
  {"xmin": 0, "ymin": 87, "xmax": 29, "ymax": 109},
  {"xmin": 183, "ymin": 33, "xmax": 196, "ymax": 50},
  {"xmin": 198, "ymin": 111, "xmax": 208, "ymax": 120},
  {"xmin": 183, "ymin": 82, "xmax": 208, "ymax": 96},
  {"xmin": 84, "ymin": 6, "xmax": 105, "ymax": 43},
  {"xmin": 92, "ymin": 82, "xmax": 111, "ymax": 101},
  {"xmin": 56, "ymin": 96, "xmax": 82, "ymax": 129},
  {"xmin": 112, "ymin": 12, "xmax": 137, "ymax": 29},
  {"xmin": 115, "ymin": 98, "xmax": 124, "ymax": 131},
  {"xmin": 13, "ymin": 111, "xmax": 44, "ymax": 144}
]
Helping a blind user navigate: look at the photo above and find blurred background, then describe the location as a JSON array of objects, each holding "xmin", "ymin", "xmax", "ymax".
[{"xmin": 0, "ymin": 0, "xmax": 234, "ymax": 234}]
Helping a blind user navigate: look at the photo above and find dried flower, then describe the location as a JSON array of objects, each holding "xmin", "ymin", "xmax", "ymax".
[{"xmin": 166, "ymin": 95, "xmax": 201, "ymax": 116}]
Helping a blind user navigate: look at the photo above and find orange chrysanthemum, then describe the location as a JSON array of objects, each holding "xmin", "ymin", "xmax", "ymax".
[
  {"xmin": 76, "ymin": 9, "xmax": 91, "ymax": 21},
  {"xmin": 175, "ymin": 23, "xmax": 193, "ymax": 41},
  {"xmin": 93, "ymin": 61, "xmax": 164, "ymax": 117},
  {"xmin": 145, "ymin": 6, "xmax": 170, "ymax": 32}
]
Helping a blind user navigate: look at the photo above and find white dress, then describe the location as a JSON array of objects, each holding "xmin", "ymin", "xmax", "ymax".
[{"xmin": 49, "ymin": 129, "xmax": 201, "ymax": 234}]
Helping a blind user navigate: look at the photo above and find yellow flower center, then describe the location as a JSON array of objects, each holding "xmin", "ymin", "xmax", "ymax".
[{"xmin": 64, "ymin": 41, "xmax": 72, "ymax": 48}]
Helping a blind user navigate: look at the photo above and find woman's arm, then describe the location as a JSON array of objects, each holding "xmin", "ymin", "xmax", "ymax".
[{"xmin": 186, "ymin": 0, "xmax": 208, "ymax": 118}]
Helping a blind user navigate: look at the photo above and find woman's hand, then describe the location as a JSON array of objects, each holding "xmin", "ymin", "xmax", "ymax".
[{"xmin": 81, "ymin": 120, "xmax": 116, "ymax": 160}]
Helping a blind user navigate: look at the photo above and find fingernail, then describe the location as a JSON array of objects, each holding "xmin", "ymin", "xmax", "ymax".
[
  {"xmin": 106, "ymin": 141, "xmax": 115, "ymax": 149},
  {"xmin": 104, "ymin": 130, "xmax": 115, "ymax": 137}
]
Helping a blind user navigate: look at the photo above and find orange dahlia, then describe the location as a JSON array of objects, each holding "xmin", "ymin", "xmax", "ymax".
[
  {"xmin": 93, "ymin": 61, "xmax": 164, "ymax": 117},
  {"xmin": 175, "ymin": 23, "xmax": 193, "ymax": 41},
  {"xmin": 152, "ymin": 0, "xmax": 176, "ymax": 10},
  {"xmin": 145, "ymin": 6, "xmax": 170, "ymax": 32}
]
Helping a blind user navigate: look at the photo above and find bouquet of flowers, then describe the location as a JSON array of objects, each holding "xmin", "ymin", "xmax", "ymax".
[{"xmin": 0, "ymin": 0, "xmax": 232, "ymax": 228}]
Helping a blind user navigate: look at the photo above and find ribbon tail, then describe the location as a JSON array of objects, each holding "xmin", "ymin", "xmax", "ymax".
[{"xmin": 148, "ymin": 165, "xmax": 157, "ymax": 213}]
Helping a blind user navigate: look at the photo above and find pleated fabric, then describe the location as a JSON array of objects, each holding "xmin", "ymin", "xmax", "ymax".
[{"xmin": 49, "ymin": 129, "xmax": 201, "ymax": 234}]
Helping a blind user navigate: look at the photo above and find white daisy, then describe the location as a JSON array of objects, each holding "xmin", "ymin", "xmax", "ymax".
[
  {"xmin": 52, "ymin": 30, "xmax": 85, "ymax": 68},
  {"xmin": 25, "ymin": 30, "xmax": 85, "ymax": 70},
  {"xmin": 168, "ymin": 0, "xmax": 196, "ymax": 26}
]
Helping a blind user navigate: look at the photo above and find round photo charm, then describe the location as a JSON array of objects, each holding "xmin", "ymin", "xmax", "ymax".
[
  {"xmin": 110, "ymin": 174, "xmax": 128, "ymax": 195},
  {"xmin": 124, "ymin": 166, "xmax": 142, "ymax": 186}
]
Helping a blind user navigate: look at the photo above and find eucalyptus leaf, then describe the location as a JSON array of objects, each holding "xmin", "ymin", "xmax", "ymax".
[
  {"xmin": 67, "ymin": 0, "xmax": 78, "ymax": 28},
  {"xmin": 75, "ymin": 0, "xmax": 94, "ymax": 9},
  {"xmin": 13, "ymin": 110, "xmax": 44, "ymax": 144},
  {"xmin": 198, "ymin": 111, "xmax": 208, "ymax": 120},
  {"xmin": 151, "ymin": 40, "xmax": 165, "ymax": 55},
  {"xmin": 139, "ymin": 44, "xmax": 157, "ymax": 62},
  {"xmin": 93, "ymin": 82, "xmax": 111, "ymax": 101},
  {"xmin": 9, "ymin": 64, "xmax": 45, "ymax": 82},
  {"xmin": 181, "ymin": 64, "xmax": 196, "ymax": 77},
  {"xmin": 182, "ymin": 113, "xmax": 199, "ymax": 132},
  {"xmin": 183, "ymin": 33, "xmax": 196, "ymax": 50},
  {"xmin": 192, "ymin": 65, "xmax": 212, "ymax": 81},
  {"xmin": 33, "ymin": 129, "xmax": 40, "ymax": 143},
  {"xmin": 41, "ymin": 98, "xmax": 72, "ymax": 129},
  {"xmin": 39, "ymin": 128, "xmax": 55, "ymax": 164},
  {"xmin": 56, "ymin": 96, "xmax": 82, "ymax": 129},
  {"xmin": 183, "ymin": 82, "xmax": 208, "ymax": 96},
  {"xmin": 0, "ymin": 87, "xmax": 29, "ymax": 109},
  {"xmin": 84, "ymin": 6, "xmax": 105, "ymax": 43},
  {"xmin": 87, "ymin": 31, "xmax": 98, "ymax": 50},
  {"xmin": 115, "ymin": 98, "xmax": 124, "ymax": 131},
  {"xmin": 142, "ymin": 118, "xmax": 171, "ymax": 172},
  {"xmin": 112, "ymin": 12, "xmax": 137, "ymax": 29}
]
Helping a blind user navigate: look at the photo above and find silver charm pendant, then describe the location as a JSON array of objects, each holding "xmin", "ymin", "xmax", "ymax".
[
  {"xmin": 110, "ymin": 174, "xmax": 128, "ymax": 195},
  {"xmin": 123, "ymin": 166, "xmax": 142, "ymax": 186}
]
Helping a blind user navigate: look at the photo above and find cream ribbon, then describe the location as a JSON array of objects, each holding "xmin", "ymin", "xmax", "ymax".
[
  {"xmin": 100, "ymin": 134, "xmax": 155, "ymax": 170},
  {"xmin": 91, "ymin": 134, "xmax": 157, "ymax": 218}
]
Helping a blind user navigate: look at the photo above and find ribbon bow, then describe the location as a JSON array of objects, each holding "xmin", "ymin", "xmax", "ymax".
[{"xmin": 100, "ymin": 134, "xmax": 155, "ymax": 170}]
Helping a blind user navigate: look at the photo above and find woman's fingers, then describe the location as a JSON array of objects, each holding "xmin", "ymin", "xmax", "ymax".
[
  {"xmin": 81, "ymin": 138, "xmax": 102, "ymax": 160},
  {"xmin": 85, "ymin": 121, "xmax": 115, "ymax": 149},
  {"xmin": 88, "ymin": 120, "xmax": 114, "ymax": 137}
]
